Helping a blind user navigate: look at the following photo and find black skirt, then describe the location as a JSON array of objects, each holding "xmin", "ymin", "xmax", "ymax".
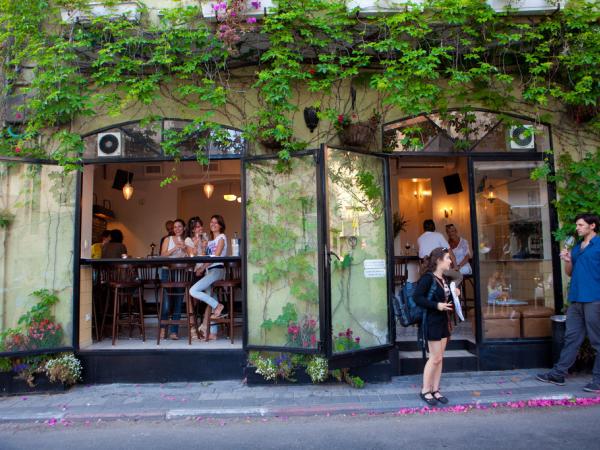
[{"xmin": 424, "ymin": 310, "xmax": 451, "ymax": 341}]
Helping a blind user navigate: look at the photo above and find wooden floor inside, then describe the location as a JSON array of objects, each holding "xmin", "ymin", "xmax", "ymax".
[{"xmin": 83, "ymin": 317, "xmax": 243, "ymax": 350}]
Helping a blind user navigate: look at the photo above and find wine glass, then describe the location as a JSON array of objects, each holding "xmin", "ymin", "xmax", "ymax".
[
  {"xmin": 404, "ymin": 241, "xmax": 411, "ymax": 256},
  {"xmin": 563, "ymin": 236, "xmax": 575, "ymax": 251}
]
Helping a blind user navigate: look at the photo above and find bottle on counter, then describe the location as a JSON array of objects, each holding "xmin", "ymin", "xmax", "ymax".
[{"xmin": 231, "ymin": 232, "xmax": 240, "ymax": 256}]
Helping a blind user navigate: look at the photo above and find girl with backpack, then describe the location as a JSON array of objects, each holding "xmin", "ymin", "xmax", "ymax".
[{"xmin": 415, "ymin": 247, "xmax": 457, "ymax": 406}]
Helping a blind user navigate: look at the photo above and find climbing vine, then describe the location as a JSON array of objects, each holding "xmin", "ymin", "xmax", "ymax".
[{"xmin": 0, "ymin": 0, "xmax": 598, "ymax": 171}]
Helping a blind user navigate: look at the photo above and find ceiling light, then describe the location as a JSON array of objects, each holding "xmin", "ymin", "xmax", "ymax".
[{"xmin": 203, "ymin": 183, "xmax": 215, "ymax": 199}]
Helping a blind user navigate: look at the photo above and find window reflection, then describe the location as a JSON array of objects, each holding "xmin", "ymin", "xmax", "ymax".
[{"xmin": 474, "ymin": 161, "xmax": 554, "ymax": 340}]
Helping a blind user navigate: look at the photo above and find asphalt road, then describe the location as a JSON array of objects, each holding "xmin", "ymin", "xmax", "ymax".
[{"xmin": 1, "ymin": 406, "xmax": 599, "ymax": 450}]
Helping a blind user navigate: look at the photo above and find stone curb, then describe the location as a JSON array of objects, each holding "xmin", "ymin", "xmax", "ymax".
[{"xmin": 2, "ymin": 392, "xmax": 597, "ymax": 424}]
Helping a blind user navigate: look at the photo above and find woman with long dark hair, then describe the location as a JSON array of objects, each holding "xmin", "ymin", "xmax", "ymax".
[
  {"xmin": 415, "ymin": 247, "xmax": 457, "ymax": 405},
  {"xmin": 159, "ymin": 218, "xmax": 194, "ymax": 340},
  {"xmin": 189, "ymin": 214, "xmax": 228, "ymax": 340}
]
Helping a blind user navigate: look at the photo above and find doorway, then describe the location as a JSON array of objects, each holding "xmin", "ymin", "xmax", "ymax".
[{"xmin": 390, "ymin": 156, "xmax": 476, "ymax": 343}]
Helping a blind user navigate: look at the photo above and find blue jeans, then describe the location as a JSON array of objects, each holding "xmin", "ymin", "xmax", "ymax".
[
  {"xmin": 159, "ymin": 268, "xmax": 184, "ymax": 335},
  {"xmin": 189, "ymin": 267, "xmax": 224, "ymax": 309}
]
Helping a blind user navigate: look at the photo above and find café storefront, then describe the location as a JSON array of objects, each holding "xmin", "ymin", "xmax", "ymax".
[{"xmin": 0, "ymin": 109, "xmax": 563, "ymax": 383}]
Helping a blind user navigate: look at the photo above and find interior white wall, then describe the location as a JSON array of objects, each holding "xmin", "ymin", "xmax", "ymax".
[{"xmin": 90, "ymin": 160, "xmax": 241, "ymax": 257}]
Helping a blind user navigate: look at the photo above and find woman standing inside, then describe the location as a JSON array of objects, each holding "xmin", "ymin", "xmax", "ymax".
[
  {"xmin": 189, "ymin": 215, "xmax": 228, "ymax": 340},
  {"xmin": 415, "ymin": 247, "xmax": 456, "ymax": 405},
  {"xmin": 159, "ymin": 218, "xmax": 194, "ymax": 340}
]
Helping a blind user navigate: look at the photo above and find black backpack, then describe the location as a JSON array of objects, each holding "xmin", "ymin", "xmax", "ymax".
[{"xmin": 393, "ymin": 279, "xmax": 436, "ymax": 327}]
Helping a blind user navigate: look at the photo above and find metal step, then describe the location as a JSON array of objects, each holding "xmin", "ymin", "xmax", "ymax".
[{"xmin": 397, "ymin": 348, "xmax": 478, "ymax": 375}]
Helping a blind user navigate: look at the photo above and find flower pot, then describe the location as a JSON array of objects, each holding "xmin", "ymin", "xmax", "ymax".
[
  {"xmin": 338, "ymin": 122, "xmax": 376, "ymax": 148},
  {"xmin": 0, "ymin": 372, "xmax": 67, "ymax": 396},
  {"xmin": 258, "ymin": 136, "xmax": 283, "ymax": 150}
]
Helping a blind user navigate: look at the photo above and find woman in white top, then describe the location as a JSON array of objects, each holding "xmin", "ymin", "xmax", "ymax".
[
  {"xmin": 187, "ymin": 216, "xmax": 208, "ymax": 257},
  {"xmin": 159, "ymin": 219, "xmax": 194, "ymax": 340},
  {"xmin": 189, "ymin": 215, "xmax": 228, "ymax": 340},
  {"xmin": 445, "ymin": 224, "xmax": 472, "ymax": 275}
]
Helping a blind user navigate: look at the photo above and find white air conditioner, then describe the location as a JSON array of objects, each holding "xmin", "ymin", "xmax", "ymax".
[
  {"xmin": 60, "ymin": 2, "xmax": 141, "ymax": 24},
  {"xmin": 509, "ymin": 125, "xmax": 535, "ymax": 150},
  {"xmin": 97, "ymin": 132, "xmax": 122, "ymax": 157}
]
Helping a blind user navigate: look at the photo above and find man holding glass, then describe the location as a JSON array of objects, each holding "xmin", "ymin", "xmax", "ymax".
[{"xmin": 537, "ymin": 213, "xmax": 600, "ymax": 393}]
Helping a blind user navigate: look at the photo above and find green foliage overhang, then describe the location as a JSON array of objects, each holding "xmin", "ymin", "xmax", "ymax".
[{"xmin": 1, "ymin": 0, "xmax": 599, "ymax": 169}]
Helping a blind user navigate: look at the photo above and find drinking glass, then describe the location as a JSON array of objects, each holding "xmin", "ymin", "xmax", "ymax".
[{"xmin": 404, "ymin": 242, "xmax": 411, "ymax": 256}]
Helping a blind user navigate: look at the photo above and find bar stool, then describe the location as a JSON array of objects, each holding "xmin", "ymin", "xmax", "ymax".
[
  {"xmin": 206, "ymin": 262, "xmax": 242, "ymax": 343},
  {"xmin": 157, "ymin": 263, "xmax": 198, "ymax": 345},
  {"xmin": 137, "ymin": 265, "xmax": 160, "ymax": 316},
  {"xmin": 100, "ymin": 265, "xmax": 145, "ymax": 346}
]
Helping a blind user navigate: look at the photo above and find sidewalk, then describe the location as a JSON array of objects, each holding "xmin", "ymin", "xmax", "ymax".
[{"xmin": 0, "ymin": 369, "xmax": 598, "ymax": 423}]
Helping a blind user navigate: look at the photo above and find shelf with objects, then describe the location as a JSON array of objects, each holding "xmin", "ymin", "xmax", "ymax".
[{"xmin": 474, "ymin": 161, "xmax": 555, "ymax": 341}]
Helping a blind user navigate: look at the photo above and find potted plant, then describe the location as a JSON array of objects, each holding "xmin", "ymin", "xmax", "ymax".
[
  {"xmin": 0, "ymin": 209, "xmax": 14, "ymax": 229},
  {"xmin": 335, "ymin": 112, "xmax": 379, "ymax": 148}
]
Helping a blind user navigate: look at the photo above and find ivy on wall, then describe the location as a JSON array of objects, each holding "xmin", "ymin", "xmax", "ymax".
[{"xmin": 0, "ymin": 0, "xmax": 598, "ymax": 171}]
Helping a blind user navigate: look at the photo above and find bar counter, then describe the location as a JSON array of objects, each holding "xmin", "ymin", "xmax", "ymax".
[{"xmin": 80, "ymin": 256, "xmax": 242, "ymax": 265}]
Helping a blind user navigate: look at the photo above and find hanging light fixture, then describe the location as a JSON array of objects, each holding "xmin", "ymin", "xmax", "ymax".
[
  {"xmin": 122, "ymin": 173, "xmax": 134, "ymax": 200},
  {"xmin": 223, "ymin": 182, "xmax": 237, "ymax": 202},
  {"xmin": 203, "ymin": 183, "xmax": 215, "ymax": 199},
  {"xmin": 236, "ymin": 196, "xmax": 242, "ymax": 203}
]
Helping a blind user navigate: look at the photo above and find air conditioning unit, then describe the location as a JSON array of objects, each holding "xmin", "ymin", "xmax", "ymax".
[
  {"xmin": 509, "ymin": 125, "xmax": 535, "ymax": 151},
  {"xmin": 60, "ymin": 2, "xmax": 141, "ymax": 24},
  {"xmin": 97, "ymin": 132, "xmax": 122, "ymax": 157}
]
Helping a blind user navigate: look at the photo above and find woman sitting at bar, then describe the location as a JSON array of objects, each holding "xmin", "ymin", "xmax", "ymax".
[
  {"xmin": 159, "ymin": 219, "xmax": 194, "ymax": 340},
  {"xmin": 101, "ymin": 229, "xmax": 128, "ymax": 258},
  {"xmin": 187, "ymin": 216, "xmax": 207, "ymax": 256},
  {"xmin": 445, "ymin": 224, "xmax": 472, "ymax": 275},
  {"xmin": 189, "ymin": 214, "xmax": 228, "ymax": 340}
]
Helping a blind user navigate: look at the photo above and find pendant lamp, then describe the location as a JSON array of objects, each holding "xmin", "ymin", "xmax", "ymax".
[
  {"xmin": 203, "ymin": 183, "xmax": 215, "ymax": 199},
  {"xmin": 223, "ymin": 182, "xmax": 237, "ymax": 202}
]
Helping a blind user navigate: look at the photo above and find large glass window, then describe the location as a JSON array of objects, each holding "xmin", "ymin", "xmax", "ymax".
[
  {"xmin": 0, "ymin": 162, "xmax": 76, "ymax": 353},
  {"xmin": 326, "ymin": 149, "xmax": 390, "ymax": 353},
  {"xmin": 474, "ymin": 161, "xmax": 554, "ymax": 340},
  {"xmin": 245, "ymin": 155, "xmax": 320, "ymax": 349}
]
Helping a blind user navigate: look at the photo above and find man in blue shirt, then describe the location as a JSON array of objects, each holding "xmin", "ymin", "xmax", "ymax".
[{"xmin": 537, "ymin": 213, "xmax": 600, "ymax": 392}]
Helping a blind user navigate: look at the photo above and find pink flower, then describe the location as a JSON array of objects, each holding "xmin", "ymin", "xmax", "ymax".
[
  {"xmin": 338, "ymin": 114, "xmax": 344, "ymax": 124},
  {"xmin": 246, "ymin": 17, "xmax": 257, "ymax": 24},
  {"xmin": 355, "ymin": 337, "xmax": 360, "ymax": 343},
  {"xmin": 251, "ymin": 1, "xmax": 261, "ymax": 8},
  {"xmin": 310, "ymin": 335, "xmax": 316, "ymax": 345},
  {"xmin": 14, "ymin": 146, "xmax": 21, "ymax": 153}
]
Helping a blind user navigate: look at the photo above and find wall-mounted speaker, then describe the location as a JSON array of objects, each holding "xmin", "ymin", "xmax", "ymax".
[
  {"xmin": 112, "ymin": 169, "xmax": 133, "ymax": 191},
  {"xmin": 443, "ymin": 173, "xmax": 463, "ymax": 195}
]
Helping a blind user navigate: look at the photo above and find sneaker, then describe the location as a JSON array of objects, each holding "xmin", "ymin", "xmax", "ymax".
[
  {"xmin": 536, "ymin": 372, "xmax": 565, "ymax": 386},
  {"xmin": 583, "ymin": 382, "xmax": 600, "ymax": 393}
]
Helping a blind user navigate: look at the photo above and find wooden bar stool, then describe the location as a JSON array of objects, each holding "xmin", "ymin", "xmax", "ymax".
[
  {"xmin": 206, "ymin": 262, "xmax": 242, "ymax": 343},
  {"xmin": 100, "ymin": 265, "xmax": 145, "ymax": 346},
  {"xmin": 137, "ymin": 265, "xmax": 160, "ymax": 316},
  {"xmin": 157, "ymin": 263, "xmax": 198, "ymax": 345}
]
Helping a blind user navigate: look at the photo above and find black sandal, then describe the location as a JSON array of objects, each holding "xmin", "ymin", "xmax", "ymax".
[
  {"xmin": 419, "ymin": 391, "xmax": 438, "ymax": 406},
  {"xmin": 432, "ymin": 391, "xmax": 449, "ymax": 404}
]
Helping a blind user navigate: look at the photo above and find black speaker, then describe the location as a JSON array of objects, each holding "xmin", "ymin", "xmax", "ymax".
[
  {"xmin": 112, "ymin": 169, "xmax": 133, "ymax": 190},
  {"xmin": 443, "ymin": 173, "xmax": 463, "ymax": 195}
]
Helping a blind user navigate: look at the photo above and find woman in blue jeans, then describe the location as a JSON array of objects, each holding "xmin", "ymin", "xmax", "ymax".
[
  {"xmin": 189, "ymin": 215, "xmax": 228, "ymax": 340},
  {"xmin": 159, "ymin": 218, "xmax": 194, "ymax": 340}
]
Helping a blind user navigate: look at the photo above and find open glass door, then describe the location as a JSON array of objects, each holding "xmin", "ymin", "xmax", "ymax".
[
  {"xmin": 323, "ymin": 146, "xmax": 393, "ymax": 359},
  {"xmin": 244, "ymin": 151, "xmax": 323, "ymax": 352},
  {"xmin": 243, "ymin": 146, "xmax": 393, "ymax": 361},
  {"xmin": 0, "ymin": 160, "xmax": 78, "ymax": 356}
]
